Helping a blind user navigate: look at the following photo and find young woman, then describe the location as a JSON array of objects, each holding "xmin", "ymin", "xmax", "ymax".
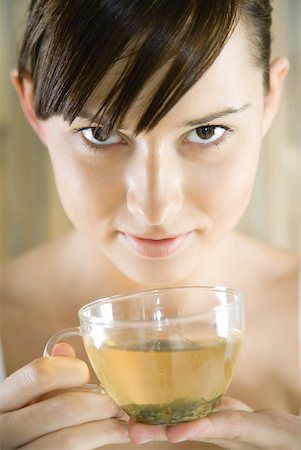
[{"xmin": 1, "ymin": 0, "xmax": 300, "ymax": 449}]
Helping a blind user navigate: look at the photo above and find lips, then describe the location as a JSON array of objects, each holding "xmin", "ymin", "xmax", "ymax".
[{"xmin": 119, "ymin": 231, "xmax": 193, "ymax": 258}]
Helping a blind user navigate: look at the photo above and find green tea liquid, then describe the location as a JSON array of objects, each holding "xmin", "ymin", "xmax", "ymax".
[{"xmin": 85, "ymin": 329, "xmax": 241, "ymax": 424}]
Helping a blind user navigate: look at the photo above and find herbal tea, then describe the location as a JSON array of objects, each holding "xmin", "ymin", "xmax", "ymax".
[{"xmin": 84, "ymin": 328, "xmax": 241, "ymax": 424}]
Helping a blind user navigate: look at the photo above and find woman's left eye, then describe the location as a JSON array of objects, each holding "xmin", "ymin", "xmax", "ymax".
[
  {"xmin": 81, "ymin": 128, "xmax": 124, "ymax": 146},
  {"xmin": 186, "ymin": 125, "xmax": 227, "ymax": 145}
]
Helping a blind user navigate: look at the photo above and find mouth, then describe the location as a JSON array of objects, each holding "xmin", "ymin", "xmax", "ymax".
[{"xmin": 119, "ymin": 231, "xmax": 194, "ymax": 258}]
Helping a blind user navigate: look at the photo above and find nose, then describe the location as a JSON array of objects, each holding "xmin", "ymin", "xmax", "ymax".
[{"xmin": 126, "ymin": 143, "xmax": 183, "ymax": 226}]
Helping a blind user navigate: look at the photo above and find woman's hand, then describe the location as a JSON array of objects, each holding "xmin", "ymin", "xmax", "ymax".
[
  {"xmin": 129, "ymin": 397, "xmax": 301, "ymax": 449},
  {"xmin": 0, "ymin": 344, "xmax": 130, "ymax": 449}
]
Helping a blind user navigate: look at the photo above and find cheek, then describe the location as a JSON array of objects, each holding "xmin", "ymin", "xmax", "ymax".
[
  {"xmin": 190, "ymin": 137, "xmax": 261, "ymax": 228},
  {"xmin": 47, "ymin": 147, "xmax": 122, "ymax": 233}
]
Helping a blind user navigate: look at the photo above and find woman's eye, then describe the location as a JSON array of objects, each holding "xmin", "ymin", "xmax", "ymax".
[
  {"xmin": 186, "ymin": 125, "xmax": 226, "ymax": 145},
  {"xmin": 81, "ymin": 128, "xmax": 123, "ymax": 146}
]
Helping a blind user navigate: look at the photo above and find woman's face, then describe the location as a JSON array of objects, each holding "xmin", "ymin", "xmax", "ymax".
[{"xmin": 39, "ymin": 25, "xmax": 270, "ymax": 286}]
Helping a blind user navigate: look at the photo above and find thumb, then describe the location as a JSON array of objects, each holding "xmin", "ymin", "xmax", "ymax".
[
  {"xmin": 214, "ymin": 396, "xmax": 254, "ymax": 412},
  {"xmin": 52, "ymin": 342, "xmax": 76, "ymax": 357}
]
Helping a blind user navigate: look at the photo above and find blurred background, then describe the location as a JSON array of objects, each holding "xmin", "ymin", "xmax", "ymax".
[{"xmin": 0, "ymin": 0, "xmax": 300, "ymax": 264}]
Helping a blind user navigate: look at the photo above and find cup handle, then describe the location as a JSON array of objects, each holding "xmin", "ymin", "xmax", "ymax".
[
  {"xmin": 43, "ymin": 327, "xmax": 81, "ymax": 357},
  {"xmin": 43, "ymin": 327, "xmax": 102, "ymax": 393}
]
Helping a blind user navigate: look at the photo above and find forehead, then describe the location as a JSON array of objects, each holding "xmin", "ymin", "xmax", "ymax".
[
  {"xmin": 180, "ymin": 24, "xmax": 260, "ymax": 104},
  {"xmin": 81, "ymin": 23, "xmax": 261, "ymax": 127}
]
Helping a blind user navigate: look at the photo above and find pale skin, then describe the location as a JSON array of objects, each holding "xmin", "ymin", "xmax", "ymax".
[{"xmin": 1, "ymin": 22, "xmax": 300, "ymax": 450}]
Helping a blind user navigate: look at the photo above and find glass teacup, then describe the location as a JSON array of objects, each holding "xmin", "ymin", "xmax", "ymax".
[{"xmin": 44, "ymin": 286, "xmax": 244, "ymax": 425}]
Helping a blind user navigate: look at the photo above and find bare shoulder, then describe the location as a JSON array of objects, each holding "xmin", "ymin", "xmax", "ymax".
[
  {"xmin": 0, "ymin": 231, "xmax": 80, "ymax": 372},
  {"xmin": 228, "ymin": 234, "xmax": 300, "ymax": 413},
  {"xmin": 233, "ymin": 232, "xmax": 299, "ymax": 290},
  {"xmin": 228, "ymin": 232, "xmax": 299, "ymax": 320},
  {"xmin": 1, "ymin": 231, "xmax": 75, "ymax": 309}
]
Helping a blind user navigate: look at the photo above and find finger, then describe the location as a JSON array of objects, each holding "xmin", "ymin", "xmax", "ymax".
[
  {"xmin": 166, "ymin": 409, "xmax": 300, "ymax": 448},
  {"xmin": 128, "ymin": 421, "xmax": 257, "ymax": 449},
  {"xmin": 128, "ymin": 396, "xmax": 253, "ymax": 445},
  {"xmin": 0, "ymin": 357, "xmax": 90, "ymax": 413},
  {"xmin": 52, "ymin": 342, "xmax": 76, "ymax": 357},
  {"xmin": 214, "ymin": 396, "xmax": 254, "ymax": 412},
  {"xmin": 18, "ymin": 419, "xmax": 130, "ymax": 449},
  {"xmin": 186, "ymin": 438, "xmax": 259, "ymax": 450},
  {"xmin": 1, "ymin": 392, "xmax": 123, "ymax": 449},
  {"xmin": 36, "ymin": 343, "xmax": 88, "ymax": 401},
  {"xmin": 129, "ymin": 422, "xmax": 168, "ymax": 444}
]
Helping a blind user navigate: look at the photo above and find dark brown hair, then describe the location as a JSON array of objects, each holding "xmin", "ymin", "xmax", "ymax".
[{"xmin": 18, "ymin": 0, "xmax": 272, "ymax": 136}]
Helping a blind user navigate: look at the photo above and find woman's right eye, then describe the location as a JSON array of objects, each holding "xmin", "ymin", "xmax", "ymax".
[{"xmin": 81, "ymin": 128, "xmax": 124, "ymax": 147}]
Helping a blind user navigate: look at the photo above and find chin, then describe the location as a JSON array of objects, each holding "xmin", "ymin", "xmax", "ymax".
[{"xmin": 112, "ymin": 256, "xmax": 198, "ymax": 288}]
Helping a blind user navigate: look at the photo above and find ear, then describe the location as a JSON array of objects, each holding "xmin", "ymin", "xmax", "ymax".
[
  {"xmin": 262, "ymin": 56, "xmax": 289, "ymax": 137},
  {"xmin": 10, "ymin": 69, "xmax": 46, "ymax": 144}
]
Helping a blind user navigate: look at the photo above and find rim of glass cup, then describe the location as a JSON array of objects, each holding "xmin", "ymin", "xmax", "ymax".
[{"xmin": 78, "ymin": 285, "xmax": 244, "ymax": 327}]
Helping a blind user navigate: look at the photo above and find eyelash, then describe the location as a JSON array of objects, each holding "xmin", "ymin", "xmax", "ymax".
[
  {"xmin": 185, "ymin": 125, "xmax": 232, "ymax": 150},
  {"xmin": 72, "ymin": 127, "xmax": 126, "ymax": 153},
  {"xmin": 73, "ymin": 125, "xmax": 233, "ymax": 153}
]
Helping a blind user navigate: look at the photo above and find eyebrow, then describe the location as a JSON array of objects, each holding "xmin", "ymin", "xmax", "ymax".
[
  {"xmin": 77, "ymin": 103, "xmax": 251, "ymax": 128},
  {"xmin": 177, "ymin": 103, "xmax": 251, "ymax": 128}
]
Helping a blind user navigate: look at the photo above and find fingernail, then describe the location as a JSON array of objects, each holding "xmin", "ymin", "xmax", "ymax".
[{"xmin": 137, "ymin": 438, "xmax": 153, "ymax": 444}]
